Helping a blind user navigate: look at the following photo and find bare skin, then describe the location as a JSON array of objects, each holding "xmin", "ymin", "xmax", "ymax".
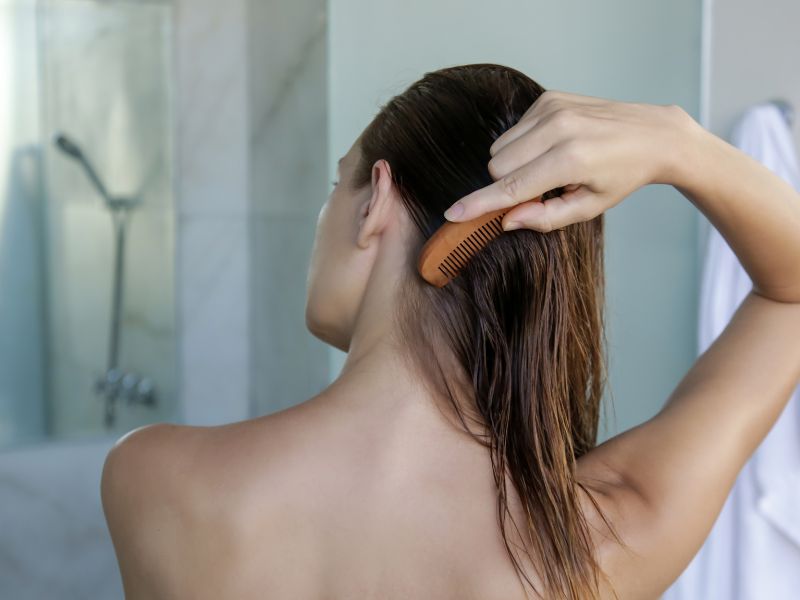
[{"xmin": 101, "ymin": 91, "xmax": 800, "ymax": 599}]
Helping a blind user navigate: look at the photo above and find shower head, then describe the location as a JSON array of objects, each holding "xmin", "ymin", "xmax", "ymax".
[
  {"xmin": 52, "ymin": 131, "xmax": 111, "ymax": 202},
  {"xmin": 53, "ymin": 133, "xmax": 84, "ymax": 160}
]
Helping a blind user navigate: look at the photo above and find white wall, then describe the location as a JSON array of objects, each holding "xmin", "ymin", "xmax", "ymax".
[
  {"xmin": 700, "ymin": 0, "xmax": 800, "ymax": 247},
  {"xmin": 328, "ymin": 0, "xmax": 704, "ymax": 441},
  {"xmin": 706, "ymin": 0, "xmax": 800, "ymax": 140}
]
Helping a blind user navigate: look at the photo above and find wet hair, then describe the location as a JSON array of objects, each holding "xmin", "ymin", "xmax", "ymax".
[{"xmin": 351, "ymin": 64, "xmax": 625, "ymax": 599}]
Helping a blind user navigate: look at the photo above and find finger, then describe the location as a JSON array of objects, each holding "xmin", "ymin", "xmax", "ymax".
[
  {"xmin": 490, "ymin": 115, "xmax": 538, "ymax": 157},
  {"xmin": 501, "ymin": 186, "xmax": 598, "ymax": 232},
  {"xmin": 489, "ymin": 98, "xmax": 562, "ymax": 155},
  {"xmin": 489, "ymin": 106, "xmax": 588, "ymax": 169},
  {"xmin": 444, "ymin": 148, "xmax": 573, "ymax": 222},
  {"xmin": 488, "ymin": 116, "xmax": 558, "ymax": 179},
  {"xmin": 490, "ymin": 106, "xmax": 560, "ymax": 156},
  {"xmin": 490, "ymin": 92, "xmax": 601, "ymax": 155}
]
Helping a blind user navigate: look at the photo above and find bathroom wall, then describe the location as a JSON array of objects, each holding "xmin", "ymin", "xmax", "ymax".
[
  {"xmin": 248, "ymin": 0, "xmax": 331, "ymax": 416},
  {"xmin": 704, "ymin": 0, "xmax": 800, "ymax": 141},
  {"xmin": 172, "ymin": 0, "xmax": 331, "ymax": 424},
  {"xmin": 700, "ymin": 0, "xmax": 800, "ymax": 246},
  {"xmin": 173, "ymin": 0, "xmax": 253, "ymax": 425}
]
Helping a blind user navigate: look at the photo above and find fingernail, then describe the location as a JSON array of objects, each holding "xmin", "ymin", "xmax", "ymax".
[
  {"xmin": 444, "ymin": 202, "xmax": 464, "ymax": 221},
  {"xmin": 503, "ymin": 221, "xmax": 521, "ymax": 231}
]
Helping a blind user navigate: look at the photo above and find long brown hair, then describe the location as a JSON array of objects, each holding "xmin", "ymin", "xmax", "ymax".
[{"xmin": 351, "ymin": 64, "xmax": 623, "ymax": 599}]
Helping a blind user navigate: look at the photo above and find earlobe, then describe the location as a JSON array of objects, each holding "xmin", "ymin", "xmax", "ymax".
[
  {"xmin": 356, "ymin": 200, "xmax": 371, "ymax": 249},
  {"xmin": 356, "ymin": 159, "xmax": 394, "ymax": 249}
]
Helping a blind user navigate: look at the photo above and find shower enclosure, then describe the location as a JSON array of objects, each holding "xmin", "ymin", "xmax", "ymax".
[{"xmin": 0, "ymin": 0, "xmax": 177, "ymax": 447}]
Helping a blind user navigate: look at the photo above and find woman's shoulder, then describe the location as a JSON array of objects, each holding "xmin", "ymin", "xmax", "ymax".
[
  {"xmin": 102, "ymin": 422, "xmax": 213, "ymax": 503},
  {"xmin": 100, "ymin": 421, "xmax": 234, "ymax": 548},
  {"xmin": 100, "ymin": 422, "xmax": 210, "ymax": 597},
  {"xmin": 100, "ymin": 410, "xmax": 325, "ymax": 597},
  {"xmin": 101, "ymin": 422, "xmax": 195, "ymax": 512},
  {"xmin": 101, "ymin": 408, "xmax": 312, "ymax": 513},
  {"xmin": 101, "ymin": 395, "xmax": 342, "ymax": 525}
]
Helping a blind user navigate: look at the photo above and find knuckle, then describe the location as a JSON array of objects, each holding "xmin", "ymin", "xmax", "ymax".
[
  {"xmin": 538, "ymin": 216, "xmax": 555, "ymax": 232},
  {"xmin": 487, "ymin": 157, "xmax": 503, "ymax": 179},
  {"xmin": 561, "ymin": 140, "xmax": 587, "ymax": 168},
  {"xmin": 500, "ymin": 173, "xmax": 522, "ymax": 202}
]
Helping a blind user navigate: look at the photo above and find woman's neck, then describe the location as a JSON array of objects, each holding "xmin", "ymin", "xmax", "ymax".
[{"xmin": 326, "ymin": 315, "xmax": 487, "ymax": 450}]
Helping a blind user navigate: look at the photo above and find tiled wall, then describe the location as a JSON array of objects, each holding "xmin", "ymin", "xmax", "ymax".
[
  {"xmin": 248, "ymin": 0, "xmax": 331, "ymax": 416},
  {"xmin": 174, "ymin": 0, "xmax": 331, "ymax": 425},
  {"xmin": 174, "ymin": 0, "xmax": 252, "ymax": 425}
]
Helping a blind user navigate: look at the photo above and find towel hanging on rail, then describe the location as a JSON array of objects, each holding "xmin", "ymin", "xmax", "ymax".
[{"xmin": 769, "ymin": 97, "xmax": 794, "ymax": 127}]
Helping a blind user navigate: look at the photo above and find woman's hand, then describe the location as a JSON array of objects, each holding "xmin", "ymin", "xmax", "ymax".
[{"xmin": 442, "ymin": 90, "xmax": 695, "ymax": 231}]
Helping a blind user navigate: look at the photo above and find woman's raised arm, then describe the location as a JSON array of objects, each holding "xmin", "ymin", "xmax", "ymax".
[
  {"xmin": 584, "ymin": 113, "xmax": 800, "ymax": 598},
  {"xmin": 444, "ymin": 91, "xmax": 800, "ymax": 598}
]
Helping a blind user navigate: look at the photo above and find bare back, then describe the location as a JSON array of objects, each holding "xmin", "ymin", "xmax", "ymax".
[
  {"xmin": 103, "ymin": 288, "xmax": 800, "ymax": 599},
  {"xmin": 102, "ymin": 393, "xmax": 561, "ymax": 600}
]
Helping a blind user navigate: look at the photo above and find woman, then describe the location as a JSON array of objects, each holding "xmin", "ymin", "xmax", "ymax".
[{"xmin": 101, "ymin": 64, "xmax": 800, "ymax": 599}]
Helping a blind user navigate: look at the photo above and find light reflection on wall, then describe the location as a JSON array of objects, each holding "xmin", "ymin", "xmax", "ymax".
[{"xmin": 0, "ymin": 0, "xmax": 47, "ymax": 445}]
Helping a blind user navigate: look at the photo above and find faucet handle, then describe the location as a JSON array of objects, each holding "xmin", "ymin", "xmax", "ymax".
[{"xmin": 136, "ymin": 377, "xmax": 156, "ymax": 406}]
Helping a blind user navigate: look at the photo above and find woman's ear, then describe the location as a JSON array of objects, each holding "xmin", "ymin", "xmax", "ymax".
[{"xmin": 356, "ymin": 159, "xmax": 395, "ymax": 249}]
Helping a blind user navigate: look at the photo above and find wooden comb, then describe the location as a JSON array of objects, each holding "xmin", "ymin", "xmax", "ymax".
[{"xmin": 417, "ymin": 196, "xmax": 543, "ymax": 287}]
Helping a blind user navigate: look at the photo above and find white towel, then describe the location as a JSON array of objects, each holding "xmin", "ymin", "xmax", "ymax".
[{"xmin": 662, "ymin": 102, "xmax": 800, "ymax": 599}]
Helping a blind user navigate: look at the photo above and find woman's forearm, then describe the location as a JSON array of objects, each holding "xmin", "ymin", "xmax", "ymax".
[{"xmin": 669, "ymin": 113, "xmax": 800, "ymax": 303}]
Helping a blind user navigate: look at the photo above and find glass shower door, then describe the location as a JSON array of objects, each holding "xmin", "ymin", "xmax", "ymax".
[{"xmin": 0, "ymin": 0, "xmax": 178, "ymax": 447}]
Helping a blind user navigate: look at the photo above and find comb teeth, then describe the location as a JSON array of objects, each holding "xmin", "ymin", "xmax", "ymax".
[
  {"xmin": 443, "ymin": 216, "xmax": 503, "ymax": 272},
  {"xmin": 417, "ymin": 204, "xmax": 531, "ymax": 287},
  {"xmin": 434, "ymin": 215, "xmax": 506, "ymax": 280}
]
